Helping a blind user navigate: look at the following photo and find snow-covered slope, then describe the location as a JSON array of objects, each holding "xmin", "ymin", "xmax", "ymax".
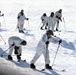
[{"xmin": 0, "ymin": 0, "xmax": 76, "ymax": 75}]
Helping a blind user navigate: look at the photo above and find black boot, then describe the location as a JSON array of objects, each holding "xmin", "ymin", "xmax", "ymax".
[
  {"xmin": 30, "ymin": 63, "xmax": 36, "ymax": 69},
  {"xmin": 8, "ymin": 55, "xmax": 13, "ymax": 60},
  {"xmin": 40, "ymin": 27, "xmax": 43, "ymax": 30},
  {"xmin": 14, "ymin": 49, "xmax": 18, "ymax": 54},
  {"xmin": 17, "ymin": 55, "xmax": 21, "ymax": 62},
  {"xmin": 21, "ymin": 30, "xmax": 24, "ymax": 33},
  {"xmin": 19, "ymin": 30, "xmax": 21, "ymax": 33},
  {"xmin": 56, "ymin": 28, "xmax": 58, "ymax": 31},
  {"xmin": 45, "ymin": 64, "xmax": 53, "ymax": 70},
  {"xmin": 45, "ymin": 26, "xmax": 47, "ymax": 29}
]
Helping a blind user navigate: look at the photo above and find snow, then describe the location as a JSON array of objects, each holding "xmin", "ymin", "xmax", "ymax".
[{"xmin": 0, "ymin": 0, "xmax": 76, "ymax": 75}]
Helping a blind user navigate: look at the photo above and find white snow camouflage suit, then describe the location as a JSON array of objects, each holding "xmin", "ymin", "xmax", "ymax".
[
  {"xmin": 8, "ymin": 36, "xmax": 24, "ymax": 55},
  {"xmin": 41, "ymin": 15, "xmax": 48, "ymax": 29},
  {"xmin": 54, "ymin": 10, "xmax": 62, "ymax": 30},
  {"xmin": 31, "ymin": 33, "xmax": 61, "ymax": 65},
  {"xmin": 17, "ymin": 12, "xmax": 27, "ymax": 32}
]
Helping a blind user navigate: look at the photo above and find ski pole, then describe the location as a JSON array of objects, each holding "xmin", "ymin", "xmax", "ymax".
[
  {"xmin": 3, "ymin": 16, "xmax": 6, "ymax": 29},
  {"xmin": 38, "ymin": 22, "xmax": 42, "ymax": 30},
  {"xmin": 0, "ymin": 44, "xmax": 14, "ymax": 57},
  {"xmin": 51, "ymin": 44, "xmax": 60, "ymax": 66},
  {"xmin": 15, "ymin": 24, "xmax": 19, "ymax": 31},
  {"xmin": 42, "ymin": 44, "xmax": 48, "ymax": 71},
  {"xmin": 45, "ymin": 44, "xmax": 48, "ymax": 62},
  {"xmin": 63, "ymin": 17, "xmax": 66, "ymax": 31},
  {"xmin": 0, "ymin": 35, "xmax": 6, "ymax": 44},
  {"xmin": 27, "ymin": 20, "xmax": 30, "ymax": 31}
]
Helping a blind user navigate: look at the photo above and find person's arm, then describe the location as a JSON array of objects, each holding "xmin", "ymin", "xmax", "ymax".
[
  {"xmin": 17, "ymin": 13, "xmax": 21, "ymax": 19},
  {"xmin": 56, "ymin": 12, "xmax": 62, "ymax": 22},
  {"xmin": 41, "ymin": 16, "xmax": 44, "ymax": 21},
  {"xmin": 0, "ymin": 14, "xmax": 4, "ymax": 16},
  {"xmin": 42, "ymin": 34, "xmax": 50, "ymax": 45},
  {"xmin": 50, "ymin": 36, "xmax": 62, "ymax": 44},
  {"xmin": 23, "ymin": 14, "xmax": 29, "ymax": 20},
  {"xmin": 56, "ymin": 16, "xmax": 62, "ymax": 21},
  {"xmin": 42, "ymin": 34, "xmax": 47, "ymax": 43}
]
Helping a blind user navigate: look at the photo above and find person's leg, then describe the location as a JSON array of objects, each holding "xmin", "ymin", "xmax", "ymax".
[
  {"xmin": 8, "ymin": 45, "xmax": 13, "ymax": 60},
  {"xmin": 14, "ymin": 46, "xmax": 21, "ymax": 61},
  {"xmin": 19, "ymin": 24, "xmax": 24, "ymax": 33},
  {"xmin": 43, "ymin": 49, "xmax": 50, "ymax": 65},
  {"xmin": 43, "ymin": 49, "xmax": 52, "ymax": 69},
  {"xmin": 56, "ymin": 21, "xmax": 59, "ymax": 31},
  {"xmin": 45, "ymin": 23, "xmax": 48, "ymax": 29},
  {"xmin": 31, "ymin": 53, "xmax": 41, "ymax": 64},
  {"xmin": 18, "ymin": 21, "xmax": 24, "ymax": 33},
  {"xmin": 30, "ymin": 53, "xmax": 41, "ymax": 69},
  {"xmin": 52, "ymin": 24, "xmax": 55, "ymax": 32},
  {"xmin": 17, "ymin": 54, "xmax": 21, "ymax": 62},
  {"xmin": 41, "ymin": 23, "xmax": 45, "ymax": 30}
]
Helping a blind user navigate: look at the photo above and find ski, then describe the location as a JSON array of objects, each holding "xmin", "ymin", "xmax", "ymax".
[
  {"xmin": 54, "ymin": 69, "xmax": 66, "ymax": 72},
  {"xmin": 0, "ymin": 54, "xmax": 26, "ymax": 62},
  {"xmin": 54, "ymin": 30, "xmax": 61, "ymax": 32},
  {"xmin": 31, "ymin": 68, "xmax": 55, "ymax": 72},
  {"xmin": 41, "ymin": 68, "xmax": 52, "ymax": 71},
  {"xmin": 17, "ymin": 59, "xmax": 26, "ymax": 62},
  {"xmin": 6, "ymin": 59, "xmax": 26, "ymax": 63},
  {"xmin": 41, "ymin": 68, "xmax": 66, "ymax": 72},
  {"xmin": 30, "ymin": 68, "xmax": 44, "ymax": 72}
]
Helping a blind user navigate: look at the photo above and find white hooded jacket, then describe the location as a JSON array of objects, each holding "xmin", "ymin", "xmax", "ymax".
[
  {"xmin": 47, "ymin": 16, "xmax": 54, "ymax": 30},
  {"xmin": 54, "ymin": 11, "xmax": 62, "ymax": 22},
  {"xmin": 36, "ymin": 34, "xmax": 61, "ymax": 55},
  {"xmin": 41, "ymin": 15, "xmax": 48, "ymax": 25},
  {"xmin": 8, "ymin": 36, "xmax": 24, "ymax": 55},
  {"xmin": 17, "ymin": 12, "xmax": 27, "ymax": 31}
]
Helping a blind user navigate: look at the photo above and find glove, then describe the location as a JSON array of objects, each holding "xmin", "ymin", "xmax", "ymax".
[
  {"xmin": 12, "ymin": 43, "xmax": 15, "ymax": 46},
  {"xmin": 59, "ymin": 40, "xmax": 62, "ymax": 44},
  {"xmin": 42, "ymin": 19, "xmax": 44, "ymax": 21},
  {"xmin": 45, "ymin": 41, "xmax": 49, "ymax": 44},
  {"xmin": 27, "ymin": 18, "xmax": 29, "ymax": 20},
  {"xmin": 19, "ymin": 53, "xmax": 21, "ymax": 56},
  {"xmin": 2, "ymin": 14, "xmax": 4, "ymax": 16},
  {"xmin": 60, "ymin": 19, "xmax": 62, "ymax": 22},
  {"xmin": 17, "ymin": 26, "xmax": 19, "ymax": 29},
  {"xmin": 17, "ymin": 16, "xmax": 20, "ymax": 19}
]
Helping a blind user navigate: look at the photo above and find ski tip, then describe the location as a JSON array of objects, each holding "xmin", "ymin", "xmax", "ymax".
[
  {"xmin": 42, "ymin": 69, "xmax": 45, "ymax": 71},
  {"xmin": 62, "ymin": 69, "xmax": 66, "ymax": 72},
  {"xmin": 54, "ymin": 69, "xmax": 66, "ymax": 72},
  {"xmin": 23, "ymin": 60, "xmax": 26, "ymax": 62}
]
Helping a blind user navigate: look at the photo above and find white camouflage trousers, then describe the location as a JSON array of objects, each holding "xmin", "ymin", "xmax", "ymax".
[{"xmin": 31, "ymin": 48, "xmax": 50, "ymax": 65}]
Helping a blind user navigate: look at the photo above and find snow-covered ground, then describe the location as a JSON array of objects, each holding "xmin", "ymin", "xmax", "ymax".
[{"xmin": 0, "ymin": 0, "xmax": 76, "ymax": 75}]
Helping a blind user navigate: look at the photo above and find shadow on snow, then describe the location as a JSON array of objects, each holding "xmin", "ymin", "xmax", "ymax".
[
  {"xmin": 33, "ymin": 69, "xmax": 60, "ymax": 75},
  {"xmin": 61, "ymin": 40, "xmax": 76, "ymax": 51}
]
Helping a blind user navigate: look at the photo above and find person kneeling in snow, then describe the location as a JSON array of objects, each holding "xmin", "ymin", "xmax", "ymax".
[
  {"xmin": 8, "ymin": 36, "xmax": 27, "ymax": 61},
  {"xmin": 30, "ymin": 30, "xmax": 62, "ymax": 70}
]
